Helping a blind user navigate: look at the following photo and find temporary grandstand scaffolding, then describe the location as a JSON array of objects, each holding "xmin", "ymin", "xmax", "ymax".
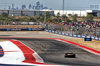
[{"xmin": 45, "ymin": 23, "xmax": 100, "ymax": 38}]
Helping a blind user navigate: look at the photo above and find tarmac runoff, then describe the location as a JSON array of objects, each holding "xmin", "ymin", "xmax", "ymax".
[
  {"xmin": 14, "ymin": 38, "xmax": 100, "ymax": 65},
  {"xmin": 0, "ymin": 40, "xmax": 54, "ymax": 66},
  {"xmin": 0, "ymin": 37, "xmax": 100, "ymax": 65},
  {"xmin": 0, "ymin": 31, "xmax": 80, "ymax": 39}
]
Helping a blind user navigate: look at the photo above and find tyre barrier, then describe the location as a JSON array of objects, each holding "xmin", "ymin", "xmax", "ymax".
[
  {"xmin": 45, "ymin": 29, "xmax": 100, "ymax": 41},
  {"xmin": 0, "ymin": 28, "xmax": 44, "ymax": 31}
]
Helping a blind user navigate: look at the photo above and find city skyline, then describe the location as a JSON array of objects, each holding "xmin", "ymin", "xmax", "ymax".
[
  {"xmin": 0, "ymin": 0, "xmax": 100, "ymax": 10},
  {"xmin": 7, "ymin": 1, "xmax": 50, "ymax": 10}
]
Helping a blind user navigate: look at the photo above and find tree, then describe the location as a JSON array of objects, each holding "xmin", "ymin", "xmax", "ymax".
[
  {"xmin": 61, "ymin": 14, "xmax": 66, "ymax": 21},
  {"xmin": 53, "ymin": 19, "xmax": 58, "ymax": 22},
  {"xmin": 29, "ymin": 17, "xmax": 36, "ymax": 22},
  {"xmin": 46, "ymin": 17, "xmax": 52, "ymax": 22},
  {"xmin": 1, "ymin": 12, "xmax": 8, "ymax": 17},
  {"xmin": 82, "ymin": 16, "xmax": 85, "ymax": 21},
  {"xmin": 72, "ymin": 14, "xmax": 78, "ymax": 22},
  {"xmin": 41, "ymin": 12, "xmax": 51, "ymax": 22},
  {"xmin": 10, "ymin": 17, "xmax": 16, "ymax": 22},
  {"xmin": 57, "ymin": 12, "xmax": 60, "ymax": 22},
  {"xmin": 34, "ymin": 14, "xmax": 41, "ymax": 22},
  {"xmin": 19, "ymin": 17, "xmax": 30, "ymax": 22},
  {"xmin": 74, "ymin": 14, "xmax": 78, "ymax": 17},
  {"xmin": 72, "ymin": 16, "xmax": 77, "ymax": 22},
  {"xmin": 85, "ymin": 14, "xmax": 94, "ymax": 22},
  {"xmin": 46, "ymin": 12, "xmax": 51, "ymax": 18},
  {"xmin": 52, "ymin": 14, "xmax": 55, "ymax": 17},
  {"xmin": 68, "ymin": 14, "xmax": 72, "ymax": 17},
  {"xmin": 66, "ymin": 17, "xmax": 71, "ymax": 22},
  {"xmin": 21, "ymin": 11, "xmax": 25, "ymax": 16},
  {"xmin": 15, "ymin": 19, "xmax": 20, "ymax": 22}
]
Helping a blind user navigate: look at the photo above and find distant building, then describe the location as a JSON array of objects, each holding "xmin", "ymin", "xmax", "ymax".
[
  {"xmin": 32, "ymin": 5, "xmax": 35, "ymax": 10},
  {"xmin": 1, "ymin": 9, "xmax": 100, "ymax": 17},
  {"xmin": 43, "ymin": 6, "xmax": 48, "ymax": 9},
  {"xmin": 35, "ymin": 1, "xmax": 40, "ymax": 10},
  {"xmin": 40, "ymin": 4, "xmax": 43, "ymax": 10},
  {"xmin": 0, "ymin": 9, "xmax": 54, "ymax": 16},
  {"xmin": 54, "ymin": 10, "xmax": 100, "ymax": 17},
  {"xmin": 21, "ymin": 5, "xmax": 26, "ymax": 9},
  {"xmin": 16, "ymin": 7, "xmax": 19, "ymax": 10},
  {"xmin": 49, "ymin": 8, "xmax": 52, "ymax": 10},
  {"xmin": 7, "ymin": 1, "xmax": 51, "ymax": 10},
  {"xmin": 29, "ymin": 4, "xmax": 32, "ymax": 9},
  {"xmin": 8, "ymin": 6, "xmax": 11, "ymax": 9},
  {"xmin": 11, "ymin": 4, "xmax": 14, "ymax": 9}
]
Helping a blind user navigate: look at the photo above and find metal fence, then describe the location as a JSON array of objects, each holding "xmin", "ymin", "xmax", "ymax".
[{"xmin": 45, "ymin": 23, "xmax": 100, "ymax": 38}]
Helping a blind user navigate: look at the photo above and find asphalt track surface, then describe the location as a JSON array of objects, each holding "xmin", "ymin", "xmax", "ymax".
[{"xmin": 2, "ymin": 38, "xmax": 100, "ymax": 66}]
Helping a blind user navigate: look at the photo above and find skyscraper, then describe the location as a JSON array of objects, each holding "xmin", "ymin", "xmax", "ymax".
[
  {"xmin": 50, "ymin": 8, "xmax": 52, "ymax": 10},
  {"xmin": 36, "ymin": 1, "xmax": 40, "ymax": 10},
  {"xmin": 8, "ymin": 6, "xmax": 11, "ymax": 9},
  {"xmin": 32, "ymin": 5, "xmax": 35, "ymax": 10},
  {"xmin": 29, "ymin": 4, "xmax": 32, "ymax": 9},
  {"xmin": 43, "ymin": 6, "xmax": 48, "ymax": 9},
  {"xmin": 16, "ymin": 7, "xmax": 19, "ymax": 9},
  {"xmin": 11, "ymin": 4, "xmax": 14, "ymax": 9},
  {"xmin": 40, "ymin": 4, "xmax": 43, "ymax": 10},
  {"xmin": 6, "ymin": 1, "xmax": 51, "ymax": 10},
  {"xmin": 21, "ymin": 5, "xmax": 26, "ymax": 9}
]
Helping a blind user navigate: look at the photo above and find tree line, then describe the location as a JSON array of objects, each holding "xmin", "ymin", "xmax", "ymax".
[{"xmin": 0, "ymin": 12, "xmax": 96, "ymax": 23}]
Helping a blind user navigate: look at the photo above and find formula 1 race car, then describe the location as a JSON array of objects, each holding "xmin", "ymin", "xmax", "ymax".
[{"xmin": 65, "ymin": 53, "xmax": 76, "ymax": 58}]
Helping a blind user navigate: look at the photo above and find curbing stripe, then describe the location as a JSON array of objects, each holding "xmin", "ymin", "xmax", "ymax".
[{"xmin": 8, "ymin": 39, "xmax": 52, "ymax": 65}]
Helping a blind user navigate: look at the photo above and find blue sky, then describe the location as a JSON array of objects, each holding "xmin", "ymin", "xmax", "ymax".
[{"xmin": 0, "ymin": 0, "xmax": 99, "ymax": 10}]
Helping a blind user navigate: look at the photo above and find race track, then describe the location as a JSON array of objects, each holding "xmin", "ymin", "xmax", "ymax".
[{"xmin": 2, "ymin": 38, "xmax": 100, "ymax": 66}]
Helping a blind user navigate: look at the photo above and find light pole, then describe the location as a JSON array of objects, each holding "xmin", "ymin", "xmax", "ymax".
[
  {"xmin": 52, "ymin": 16, "xmax": 53, "ymax": 22},
  {"xmin": 63, "ymin": 0, "xmax": 64, "ymax": 14},
  {"xmin": 45, "ymin": 3, "xmax": 47, "ymax": 23},
  {"xmin": 45, "ymin": 11, "xmax": 46, "ymax": 23},
  {"xmin": 62, "ymin": 0, "xmax": 65, "ymax": 21},
  {"xmin": 65, "ymin": 12, "xmax": 67, "ymax": 22}
]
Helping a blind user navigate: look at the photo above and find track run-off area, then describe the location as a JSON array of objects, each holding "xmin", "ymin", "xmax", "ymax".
[
  {"xmin": 0, "ymin": 31, "xmax": 100, "ymax": 66},
  {"xmin": 0, "ymin": 37, "xmax": 100, "ymax": 66}
]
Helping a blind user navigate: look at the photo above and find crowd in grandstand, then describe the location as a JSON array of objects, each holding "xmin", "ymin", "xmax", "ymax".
[
  {"xmin": 0, "ymin": 21, "xmax": 100, "ymax": 30},
  {"xmin": 64, "ymin": 21, "xmax": 100, "ymax": 29}
]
